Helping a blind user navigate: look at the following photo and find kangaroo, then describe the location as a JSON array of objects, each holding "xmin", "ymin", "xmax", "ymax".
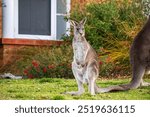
[
  {"xmin": 99, "ymin": 16, "xmax": 150, "ymax": 92},
  {"xmin": 65, "ymin": 18, "xmax": 105, "ymax": 95}
]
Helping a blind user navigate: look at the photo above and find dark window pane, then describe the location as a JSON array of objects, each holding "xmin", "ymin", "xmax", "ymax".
[{"xmin": 19, "ymin": 0, "xmax": 51, "ymax": 35}]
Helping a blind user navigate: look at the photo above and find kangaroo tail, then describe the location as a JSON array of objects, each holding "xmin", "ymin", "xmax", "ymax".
[
  {"xmin": 96, "ymin": 64, "xmax": 145, "ymax": 93},
  {"xmin": 96, "ymin": 83, "xmax": 134, "ymax": 93}
]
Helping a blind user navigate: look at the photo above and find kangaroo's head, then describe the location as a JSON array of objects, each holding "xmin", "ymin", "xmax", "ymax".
[{"xmin": 70, "ymin": 18, "xmax": 87, "ymax": 37}]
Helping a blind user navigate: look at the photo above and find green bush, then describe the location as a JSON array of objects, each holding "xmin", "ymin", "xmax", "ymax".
[
  {"xmin": 71, "ymin": 0, "xmax": 145, "ymax": 48},
  {"xmin": 70, "ymin": 0, "xmax": 146, "ymax": 76},
  {"xmin": 23, "ymin": 60, "xmax": 73, "ymax": 78}
]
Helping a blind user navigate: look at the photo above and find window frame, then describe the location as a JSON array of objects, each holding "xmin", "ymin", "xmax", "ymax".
[{"xmin": 56, "ymin": 0, "xmax": 71, "ymax": 39}]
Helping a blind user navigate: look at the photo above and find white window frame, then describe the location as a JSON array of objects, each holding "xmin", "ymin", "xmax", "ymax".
[
  {"xmin": 2, "ymin": 0, "xmax": 70, "ymax": 40},
  {"xmin": 66, "ymin": 0, "xmax": 71, "ymax": 36},
  {"xmin": 14, "ymin": 0, "xmax": 57, "ymax": 40}
]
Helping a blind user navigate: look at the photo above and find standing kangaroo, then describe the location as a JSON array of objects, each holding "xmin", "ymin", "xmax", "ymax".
[
  {"xmin": 65, "ymin": 18, "xmax": 105, "ymax": 95},
  {"xmin": 101, "ymin": 16, "xmax": 150, "ymax": 92}
]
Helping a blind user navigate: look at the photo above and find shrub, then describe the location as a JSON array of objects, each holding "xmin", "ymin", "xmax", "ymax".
[
  {"xmin": 70, "ymin": 0, "xmax": 146, "ymax": 76},
  {"xmin": 23, "ymin": 60, "xmax": 72, "ymax": 78},
  {"xmin": 16, "ymin": 44, "xmax": 73, "ymax": 78}
]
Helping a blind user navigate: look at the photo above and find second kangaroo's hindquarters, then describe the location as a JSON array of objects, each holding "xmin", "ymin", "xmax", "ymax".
[
  {"xmin": 130, "ymin": 16, "xmax": 150, "ymax": 89},
  {"xmin": 101, "ymin": 16, "xmax": 150, "ymax": 92}
]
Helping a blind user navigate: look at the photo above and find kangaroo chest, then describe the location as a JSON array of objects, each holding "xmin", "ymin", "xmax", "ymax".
[{"xmin": 73, "ymin": 41, "xmax": 89, "ymax": 64}]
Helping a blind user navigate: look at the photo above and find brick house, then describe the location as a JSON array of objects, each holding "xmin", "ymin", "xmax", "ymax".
[{"xmin": 0, "ymin": 0, "xmax": 72, "ymax": 65}]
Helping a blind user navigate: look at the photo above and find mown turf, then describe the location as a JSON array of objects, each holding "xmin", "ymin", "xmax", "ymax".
[{"xmin": 0, "ymin": 78, "xmax": 150, "ymax": 100}]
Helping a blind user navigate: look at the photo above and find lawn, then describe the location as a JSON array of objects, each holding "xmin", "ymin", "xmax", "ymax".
[{"xmin": 0, "ymin": 78, "xmax": 150, "ymax": 100}]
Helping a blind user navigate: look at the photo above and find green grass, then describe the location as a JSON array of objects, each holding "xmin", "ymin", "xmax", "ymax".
[{"xmin": 0, "ymin": 78, "xmax": 150, "ymax": 100}]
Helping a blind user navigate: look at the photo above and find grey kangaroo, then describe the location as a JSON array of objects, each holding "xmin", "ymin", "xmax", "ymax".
[
  {"xmin": 65, "ymin": 18, "xmax": 106, "ymax": 95},
  {"xmin": 101, "ymin": 16, "xmax": 150, "ymax": 92}
]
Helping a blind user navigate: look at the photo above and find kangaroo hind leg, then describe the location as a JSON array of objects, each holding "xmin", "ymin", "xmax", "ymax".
[
  {"xmin": 129, "ymin": 63, "xmax": 145, "ymax": 89},
  {"xmin": 65, "ymin": 62, "xmax": 85, "ymax": 96},
  {"xmin": 65, "ymin": 80, "xmax": 85, "ymax": 96},
  {"xmin": 88, "ymin": 78, "xmax": 96, "ymax": 95},
  {"xmin": 140, "ymin": 68, "xmax": 150, "ymax": 87},
  {"xmin": 86, "ymin": 63, "xmax": 99, "ymax": 95}
]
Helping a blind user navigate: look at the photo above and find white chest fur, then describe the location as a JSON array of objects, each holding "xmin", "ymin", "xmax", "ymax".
[{"xmin": 73, "ymin": 41, "xmax": 89, "ymax": 65}]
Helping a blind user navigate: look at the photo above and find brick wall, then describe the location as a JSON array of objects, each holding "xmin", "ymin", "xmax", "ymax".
[
  {"xmin": 0, "ymin": 46, "xmax": 3, "ymax": 65},
  {"xmin": 2, "ymin": 45, "xmax": 22, "ymax": 65},
  {"xmin": 71, "ymin": 0, "xmax": 105, "ymax": 10},
  {"xmin": 71, "ymin": 0, "xmax": 132, "ymax": 10},
  {"xmin": 72, "ymin": 0, "xmax": 131, "ymax": 5},
  {"xmin": 72, "ymin": 0, "xmax": 105, "ymax": 5}
]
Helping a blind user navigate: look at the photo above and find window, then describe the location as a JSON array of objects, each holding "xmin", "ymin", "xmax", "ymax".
[
  {"xmin": 19, "ymin": 0, "xmax": 51, "ymax": 36},
  {"xmin": 13, "ymin": 0, "xmax": 70, "ymax": 40}
]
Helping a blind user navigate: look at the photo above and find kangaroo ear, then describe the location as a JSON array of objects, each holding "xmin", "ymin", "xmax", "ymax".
[
  {"xmin": 80, "ymin": 17, "xmax": 87, "ymax": 25},
  {"xmin": 70, "ymin": 20, "xmax": 78, "ymax": 27}
]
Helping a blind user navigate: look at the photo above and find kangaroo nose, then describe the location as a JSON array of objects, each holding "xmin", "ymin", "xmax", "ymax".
[{"xmin": 77, "ymin": 28, "xmax": 79, "ymax": 31}]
